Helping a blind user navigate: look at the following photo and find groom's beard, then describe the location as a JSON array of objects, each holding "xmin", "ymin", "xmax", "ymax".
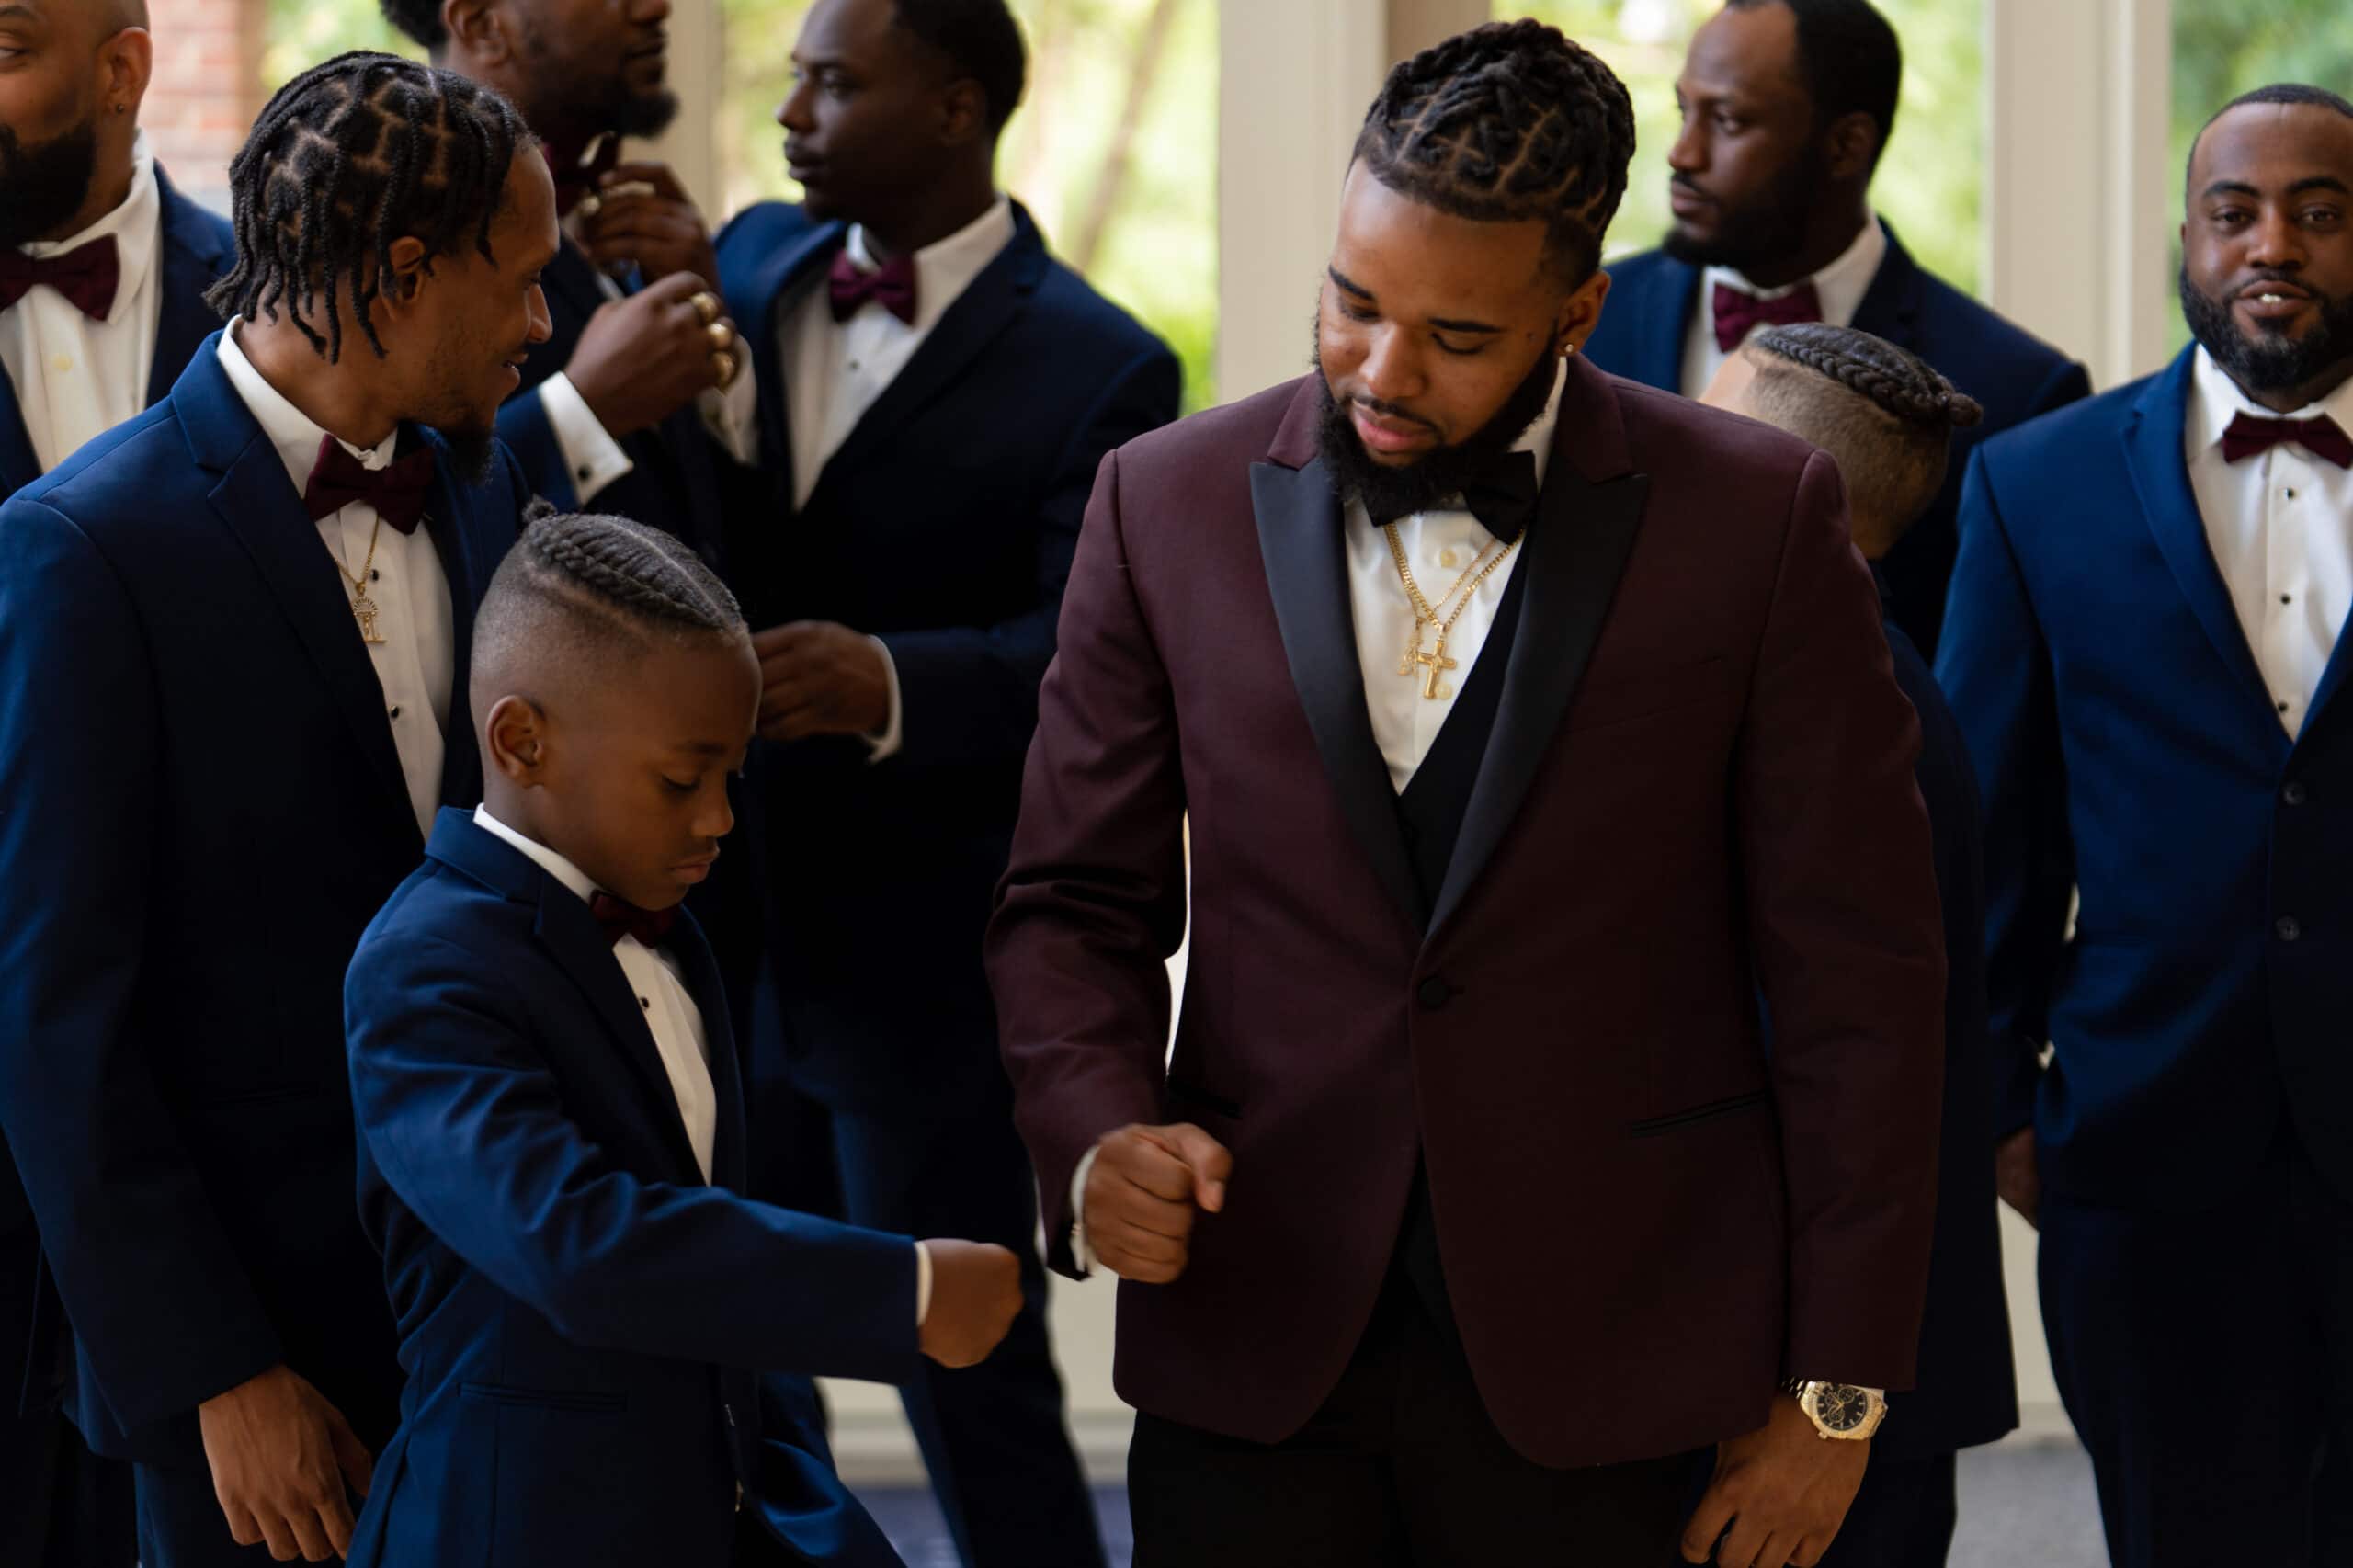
[
  {"xmin": 1312, "ymin": 341, "xmax": 1561, "ymax": 522},
  {"xmin": 0, "ymin": 115, "xmax": 100, "ymax": 248}
]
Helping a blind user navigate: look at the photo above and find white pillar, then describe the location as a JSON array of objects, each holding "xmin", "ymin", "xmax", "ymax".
[{"xmin": 646, "ymin": 0, "xmax": 722, "ymax": 216}]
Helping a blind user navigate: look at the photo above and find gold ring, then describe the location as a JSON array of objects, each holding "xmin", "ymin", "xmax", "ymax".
[
  {"xmin": 689, "ymin": 290, "xmax": 721, "ymax": 326},
  {"xmin": 706, "ymin": 320, "xmax": 734, "ymax": 351},
  {"xmin": 576, "ymin": 192, "xmax": 603, "ymax": 223},
  {"xmin": 711, "ymin": 348, "xmax": 738, "ymax": 386}
]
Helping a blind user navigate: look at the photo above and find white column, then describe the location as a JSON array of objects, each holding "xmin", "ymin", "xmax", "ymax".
[
  {"xmin": 645, "ymin": 0, "xmax": 722, "ymax": 216},
  {"xmin": 1984, "ymin": 0, "xmax": 2174, "ymax": 390}
]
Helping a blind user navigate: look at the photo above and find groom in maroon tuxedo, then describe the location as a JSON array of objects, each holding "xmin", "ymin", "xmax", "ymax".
[{"xmin": 986, "ymin": 21, "xmax": 1947, "ymax": 1568}]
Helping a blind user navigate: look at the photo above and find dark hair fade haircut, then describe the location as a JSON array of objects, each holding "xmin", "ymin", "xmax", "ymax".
[
  {"xmin": 484, "ymin": 503, "xmax": 747, "ymax": 656},
  {"xmin": 376, "ymin": 0, "xmax": 447, "ymax": 51},
  {"xmin": 2188, "ymin": 83, "xmax": 2353, "ymax": 193},
  {"xmin": 1744, "ymin": 322, "xmax": 1979, "ymax": 535},
  {"xmin": 206, "ymin": 51, "xmax": 533, "ymax": 364},
  {"xmin": 892, "ymin": 0, "xmax": 1028, "ymax": 134},
  {"xmin": 1354, "ymin": 19, "xmax": 1637, "ymax": 287},
  {"xmin": 1726, "ymin": 0, "xmax": 1902, "ymax": 167}
]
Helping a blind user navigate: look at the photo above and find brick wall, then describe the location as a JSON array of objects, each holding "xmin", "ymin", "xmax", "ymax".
[{"xmin": 142, "ymin": 0, "xmax": 265, "ymax": 215}]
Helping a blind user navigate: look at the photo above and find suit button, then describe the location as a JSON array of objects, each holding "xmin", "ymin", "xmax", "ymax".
[
  {"xmin": 722, "ymin": 1402, "xmax": 737, "ymax": 1428},
  {"xmin": 2277, "ymin": 916, "xmax": 2302, "ymax": 943},
  {"xmin": 1416, "ymin": 977, "xmax": 1452, "ymax": 1010},
  {"xmin": 2283, "ymin": 781, "xmax": 2309, "ymax": 806}
]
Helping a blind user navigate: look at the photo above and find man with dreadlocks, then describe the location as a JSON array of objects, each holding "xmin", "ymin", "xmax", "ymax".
[
  {"xmin": 0, "ymin": 51, "xmax": 553, "ymax": 1568},
  {"xmin": 987, "ymin": 20, "xmax": 1945, "ymax": 1567}
]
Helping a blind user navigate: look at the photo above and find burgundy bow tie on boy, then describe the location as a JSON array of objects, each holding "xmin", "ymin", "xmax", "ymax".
[
  {"xmin": 829, "ymin": 248, "xmax": 918, "ymax": 324},
  {"xmin": 302, "ymin": 436, "xmax": 437, "ymax": 534},
  {"xmin": 1712, "ymin": 279, "xmax": 1823, "ymax": 353},
  {"xmin": 590, "ymin": 892, "xmax": 677, "ymax": 949},
  {"xmin": 2221, "ymin": 410, "xmax": 2353, "ymax": 469},
  {"xmin": 0, "ymin": 234, "xmax": 121, "ymax": 319}
]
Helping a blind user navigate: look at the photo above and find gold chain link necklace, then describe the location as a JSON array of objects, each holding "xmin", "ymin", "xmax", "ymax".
[{"xmin": 1382, "ymin": 522, "xmax": 1521, "ymax": 699}]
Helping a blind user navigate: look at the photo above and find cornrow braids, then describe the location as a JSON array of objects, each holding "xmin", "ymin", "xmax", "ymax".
[
  {"xmin": 207, "ymin": 51, "xmax": 532, "ymax": 363},
  {"xmin": 506, "ymin": 503, "xmax": 745, "ymax": 642},
  {"xmin": 1748, "ymin": 323, "xmax": 1983, "ymax": 430},
  {"xmin": 1355, "ymin": 19, "xmax": 1636, "ymax": 285}
]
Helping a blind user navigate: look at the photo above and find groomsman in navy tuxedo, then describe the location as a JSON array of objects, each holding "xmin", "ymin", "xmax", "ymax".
[
  {"xmin": 1939, "ymin": 86, "xmax": 2353, "ymax": 1567},
  {"xmin": 0, "ymin": 54, "xmax": 551, "ymax": 1568},
  {"xmin": 1, "ymin": 5, "xmax": 231, "ymax": 1563},
  {"xmin": 712, "ymin": 1, "xmax": 1179, "ymax": 1562},
  {"xmin": 1579, "ymin": 0, "xmax": 2087, "ymax": 657}
]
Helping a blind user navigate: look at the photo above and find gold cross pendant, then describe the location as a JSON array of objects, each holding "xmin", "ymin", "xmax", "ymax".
[
  {"xmin": 350, "ymin": 593, "xmax": 387, "ymax": 646},
  {"xmin": 1410, "ymin": 641, "xmax": 1459, "ymax": 700}
]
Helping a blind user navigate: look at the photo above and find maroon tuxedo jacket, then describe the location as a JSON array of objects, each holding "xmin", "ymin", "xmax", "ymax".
[{"xmin": 985, "ymin": 356, "xmax": 1946, "ymax": 1468}]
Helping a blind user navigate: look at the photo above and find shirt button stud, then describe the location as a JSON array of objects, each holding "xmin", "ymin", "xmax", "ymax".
[
  {"xmin": 576, "ymin": 466, "xmax": 592, "ymax": 483},
  {"xmin": 1416, "ymin": 976, "xmax": 1452, "ymax": 1010},
  {"xmin": 2284, "ymin": 781, "xmax": 2309, "ymax": 806},
  {"xmin": 2277, "ymin": 916, "xmax": 2302, "ymax": 942},
  {"xmin": 388, "ymin": 706, "xmax": 402, "ymax": 720},
  {"xmin": 1438, "ymin": 549, "xmax": 1460, "ymax": 569},
  {"xmin": 51, "ymin": 354, "xmax": 72, "ymax": 373}
]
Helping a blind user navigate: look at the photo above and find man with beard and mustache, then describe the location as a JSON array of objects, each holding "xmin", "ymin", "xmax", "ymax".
[
  {"xmin": 1579, "ymin": 0, "xmax": 2087, "ymax": 659},
  {"xmin": 986, "ymin": 21, "xmax": 1946, "ymax": 1568},
  {"xmin": 0, "ymin": 52, "xmax": 551, "ymax": 1568},
  {"xmin": 1, "ymin": 5, "xmax": 233, "ymax": 1564},
  {"xmin": 1938, "ymin": 85, "xmax": 2353, "ymax": 1568}
]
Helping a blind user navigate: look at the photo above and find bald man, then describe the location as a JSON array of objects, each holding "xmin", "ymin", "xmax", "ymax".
[{"xmin": 1, "ymin": 3, "xmax": 233, "ymax": 1563}]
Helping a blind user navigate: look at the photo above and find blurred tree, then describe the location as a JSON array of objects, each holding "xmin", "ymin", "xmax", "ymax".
[{"xmin": 261, "ymin": 0, "xmax": 417, "ymax": 91}]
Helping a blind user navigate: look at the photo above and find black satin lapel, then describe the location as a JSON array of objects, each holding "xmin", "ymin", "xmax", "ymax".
[
  {"xmin": 1428, "ymin": 467, "xmax": 1652, "ymax": 939},
  {"xmin": 1250, "ymin": 457, "xmax": 1426, "ymax": 930}
]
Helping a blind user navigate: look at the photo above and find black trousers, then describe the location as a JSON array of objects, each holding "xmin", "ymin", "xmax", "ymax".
[
  {"xmin": 1813, "ymin": 1450, "xmax": 1956, "ymax": 1568},
  {"xmin": 1129, "ymin": 1278, "xmax": 1695, "ymax": 1567},
  {"xmin": 0, "ymin": 1402, "xmax": 134, "ymax": 1568}
]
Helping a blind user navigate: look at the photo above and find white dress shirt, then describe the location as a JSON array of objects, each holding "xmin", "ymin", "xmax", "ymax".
[
  {"xmin": 1678, "ymin": 215, "xmax": 1890, "ymax": 398},
  {"xmin": 215, "ymin": 324, "xmax": 454, "ymax": 839},
  {"xmin": 1, "ymin": 131, "xmax": 165, "ymax": 472},
  {"xmin": 1070, "ymin": 360, "xmax": 1570, "ymax": 1267},
  {"xmin": 2185, "ymin": 346, "xmax": 2353, "ymax": 739}
]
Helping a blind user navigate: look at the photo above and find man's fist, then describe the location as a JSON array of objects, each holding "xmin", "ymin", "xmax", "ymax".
[
  {"xmin": 918, "ymin": 1240, "xmax": 1022, "ymax": 1368},
  {"xmin": 566, "ymin": 270, "xmax": 739, "ymax": 441},
  {"xmin": 198, "ymin": 1363, "xmax": 374, "ymax": 1562},
  {"xmin": 752, "ymin": 621, "xmax": 892, "ymax": 742},
  {"xmin": 577, "ymin": 161, "xmax": 722, "ymax": 289},
  {"xmin": 1083, "ymin": 1122, "xmax": 1232, "ymax": 1284},
  {"xmin": 1680, "ymin": 1395, "xmax": 1869, "ymax": 1568}
]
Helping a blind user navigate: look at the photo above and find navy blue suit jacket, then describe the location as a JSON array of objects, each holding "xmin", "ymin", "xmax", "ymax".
[
  {"xmin": 0, "ymin": 336, "xmax": 526, "ymax": 1463},
  {"xmin": 344, "ymin": 812, "xmax": 912, "ymax": 1568},
  {"xmin": 715, "ymin": 199, "xmax": 1180, "ymax": 1111},
  {"xmin": 1877, "ymin": 611, "xmax": 2015, "ymax": 1458},
  {"xmin": 1938, "ymin": 347, "xmax": 2353, "ymax": 1205},
  {"xmin": 1582, "ymin": 228, "xmax": 2089, "ymax": 659}
]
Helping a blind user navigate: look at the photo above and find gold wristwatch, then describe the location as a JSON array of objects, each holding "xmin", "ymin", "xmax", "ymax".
[{"xmin": 1779, "ymin": 1379, "xmax": 1887, "ymax": 1441}]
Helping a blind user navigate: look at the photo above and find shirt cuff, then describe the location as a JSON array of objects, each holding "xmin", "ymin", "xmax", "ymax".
[
  {"xmin": 864, "ymin": 637, "xmax": 904, "ymax": 763},
  {"xmin": 915, "ymin": 1240, "xmax": 932, "ymax": 1327},
  {"xmin": 540, "ymin": 371, "xmax": 634, "ymax": 504},
  {"xmin": 1069, "ymin": 1145, "xmax": 1101, "ymax": 1277},
  {"xmin": 698, "ymin": 351, "xmax": 762, "ymax": 466}
]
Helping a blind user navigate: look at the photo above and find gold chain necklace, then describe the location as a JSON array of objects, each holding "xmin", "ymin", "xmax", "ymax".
[
  {"xmin": 326, "ymin": 512, "xmax": 389, "ymax": 645},
  {"xmin": 1383, "ymin": 522, "xmax": 1521, "ymax": 699}
]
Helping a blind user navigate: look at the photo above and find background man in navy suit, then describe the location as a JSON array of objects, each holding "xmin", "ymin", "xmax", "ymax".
[
  {"xmin": 0, "ymin": 53, "xmax": 551, "ymax": 1568},
  {"xmin": 1579, "ymin": 0, "xmax": 2087, "ymax": 658},
  {"xmin": 1707, "ymin": 324, "xmax": 2013, "ymax": 1567},
  {"xmin": 0, "ymin": 4, "xmax": 231, "ymax": 1562},
  {"xmin": 711, "ymin": 1, "xmax": 1179, "ymax": 1562},
  {"xmin": 1939, "ymin": 85, "xmax": 2353, "ymax": 1567}
]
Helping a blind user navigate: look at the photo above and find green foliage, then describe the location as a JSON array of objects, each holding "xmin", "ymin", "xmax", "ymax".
[
  {"xmin": 1513, "ymin": 0, "xmax": 1984, "ymax": 296},
  {"xmin": 260, "ymin": 0, "xmax": 419, "ymax": 93}
]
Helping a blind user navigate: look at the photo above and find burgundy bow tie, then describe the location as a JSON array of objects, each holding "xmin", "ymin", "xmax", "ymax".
[
  {"xmin": 2221, "ymin": 410, "xmax": 2353, "ymax": 470},
  {"xmin": 1712, "ymin": 279, "xmax": 1823, "ymax": 353},
  {"xmin": 590, "ymin": 891, "xmax": 678, "ymax": 949},
  {"xmin": 545, "ymin": 135, "xmax": 623, "ymax": 220},
  {"xmin": 302, "ymin": 435, "xmax": 436, "ymax": 535},
  {"xmin": 0, "ymin": 234, "xmax": 121, "ymax": 321},
  {"xmin": 828, "ymin": 248, "xmax": 917, "ymax": 325}
]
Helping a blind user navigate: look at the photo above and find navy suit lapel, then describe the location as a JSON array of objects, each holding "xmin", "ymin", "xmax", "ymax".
[
  {"xmin": 148, "ymin": 168, "xmax": 231, "ymax": 409},
  {"xmin": 728, "ymin": 216, "xmax": 844, "ymax": 502},
  {"xmin": 2122, "ymin": 351, "xmax": 2277, "ymax": 716},
  {"xmin": 1849, "ymin": 227, "xmax": 1926, "ymax": 353},
  {"xmin": 667, "ymin": 915, "xmax": 745, "ymax": 1190},
  {"xmin": 1249, "ymin": 442, "xmax": 1427, "ymax": 932},
  {"xmin": 0, "ymin": 375, "xmax": 34, "ymax": 497},
  {"xmin": 543, "ymin": 240, "xmax": 611, "ymax": 330},
  {"xmin": 1623, "ymin": 255, "xmax": 1699, "ymax": 392}
]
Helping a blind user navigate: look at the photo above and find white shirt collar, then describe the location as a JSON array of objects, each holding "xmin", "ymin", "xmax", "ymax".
[
  {"xmin": 16, "ymin": 131, "xmax": 161, "ymax": 328},
  {"xmin": 2188, "ymin": 343, "xmax": 2353, "ymax": 454},
  {"xmin": 473, "ymin": 804, "xmax": 602, "ymax": 905},
  {"xmin": 1704, "ymin": 213, "xmax": 1889, "ymax": 327},
  {"xmin": 1516, "ymin": 357, "xmax": 1568, "ymax": 490},
  {"xmin": 842, "ymin": 197, "xmax": 1016, "ymax": 336},
  {"xmin": 214, "ymin": 319, "xmax": 401, "ymax": 494}
]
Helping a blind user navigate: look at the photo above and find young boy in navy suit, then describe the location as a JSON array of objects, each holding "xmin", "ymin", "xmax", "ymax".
[{"xmin": 342, "ymin": 509, "xmax": 1023, "ymax": 1568}]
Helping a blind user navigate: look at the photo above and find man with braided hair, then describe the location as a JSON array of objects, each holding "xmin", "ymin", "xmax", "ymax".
[
  {"xmin": 1704, "ymin": 324, "xmax": 2007, "ymax": 1566},
  {"xmin": 0, "ymin": 51, "xmax": 552, "ymax": 1568},
  {"xmin": 988, "ymin": 19, "xmax": 1945, "ymax": 1567}
]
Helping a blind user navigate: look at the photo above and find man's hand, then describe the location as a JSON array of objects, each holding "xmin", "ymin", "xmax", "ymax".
[
  {"xmin": 578, "ymin": 162, "xmax": 722, "ymax": 289},
  {"xmin": 1995, "ymin": 1126, "xmax": 2040, "ymax": 1229},
  {"xmin": 565, "ymin": 271, "xmax": 740, "ymax": 441},
  {"xmin": 752, "ymin": 622, "xmax": 892, "ymax": 743},
  {"xmin": 1680, "ymin": 1396, "xmax": 1869, "ymax": 1568},
  {"xmin": 1082, "ymin": 1122, "xmax": 1231, "ymax": 1284},
  {"xmin": 197, "ymin": 1364, "xmax": 374, "ymax": 1562},
  {"xmin": 917, "ymin": 1240, "xmax": 1022, "ymax": 1368}
]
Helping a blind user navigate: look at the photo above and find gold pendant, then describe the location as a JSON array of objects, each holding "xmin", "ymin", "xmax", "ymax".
[
  {"xmin": 350, "ymin": 593, "xmax": 387, "ymax": 645},
  {"xmin": 1411, "ymin": 639, "xmax": 1459, "ymax": 700}
]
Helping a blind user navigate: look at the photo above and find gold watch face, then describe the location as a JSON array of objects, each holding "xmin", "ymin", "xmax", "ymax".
[{"xmin": 1813, "ymin": 1384, "xmax": 1872, "ymax": 1435}]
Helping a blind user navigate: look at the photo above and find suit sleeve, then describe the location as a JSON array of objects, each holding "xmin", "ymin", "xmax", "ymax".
[
  {"xmin": 1934, "ymin": 450, "xmax": 2073, "ymax": 1139},
  {"xmin": 983, "ymin": 444, "xmax": 1189, "ymax": 1278},
  {"xmin": 2030, "ymin": 357, "xmax": 2095, "ymax": 422},
  {"xmin": 743, "ymin": 1373, "xmax": 903, "ymax": 1568},
  {"xmin": 345, "ymin": 933, "xmax": 923, "ymax": 1386},
  {"xmin": 1736, "ymin": 451, "xmax": 1947, "ymax": 1390},
  {"xmin": 494, "ymin": 385, "xmax": 581, "ymax": 511},
  {"xmin": 877, "ymin": 342, "xmax": 1183, "ymax": 772},
  {"xmin": 0, "ymin": 498, "xmax": 284, "ymax": 1431}
]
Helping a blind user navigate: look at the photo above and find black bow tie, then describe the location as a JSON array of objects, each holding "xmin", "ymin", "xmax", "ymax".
[
  {"xmin": 1368, "ymin": 449, "xmax": 1541, "ymax": 543},
  {"xmin": 590, "ymin": 891, "xmax": 677, "ymax": 949}
]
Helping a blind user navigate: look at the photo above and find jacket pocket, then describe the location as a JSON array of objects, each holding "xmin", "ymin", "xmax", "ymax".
[
  {"xmin": 459, "ymin": 1381, "xmax": 626, "ymax": 1414},
  {"xmin": 1626, "ymin": 1089, "xmax": 1771, "ymax": 1138}
]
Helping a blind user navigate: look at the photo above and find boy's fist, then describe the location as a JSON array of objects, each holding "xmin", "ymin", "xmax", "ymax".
[{"xmin": 917, "ymin": 1240, "xmax": 1022, "ymax": 1368}]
